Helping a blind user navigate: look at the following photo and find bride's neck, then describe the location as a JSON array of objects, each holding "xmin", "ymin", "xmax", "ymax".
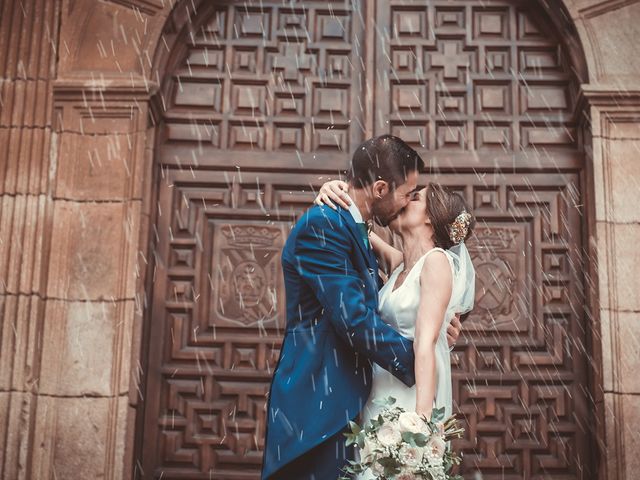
[{"xmin": 399, "ymin": 229, "xmax": 435, "ymax": 268}]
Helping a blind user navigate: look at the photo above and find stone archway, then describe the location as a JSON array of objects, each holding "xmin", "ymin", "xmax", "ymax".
[
  {"xmin": 5, "ymin": 0, "xmax": 640, "ymax": 479},
  {"xmin": 135, "ymin": 1, "xmax": 599, "ymax": 478}
]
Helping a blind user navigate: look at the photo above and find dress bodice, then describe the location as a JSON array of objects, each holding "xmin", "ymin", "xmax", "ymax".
[{"xmin": 377, "ymin": 247, "xmax": 453, "ymax": 342}]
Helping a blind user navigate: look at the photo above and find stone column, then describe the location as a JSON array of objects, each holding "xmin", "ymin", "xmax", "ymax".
[
  {"xmin": 25, "ymin": 80, "xmax": 154, "ymax": 479},
  {"xmin": 586, "ymin": 87, "xmax": 640, "ymax": 480},
  {"xmin": 0, "ymin": 1, "xmax": 60, "ymax": 478}
]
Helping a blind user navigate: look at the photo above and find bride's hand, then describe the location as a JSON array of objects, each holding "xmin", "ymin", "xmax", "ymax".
[{"xmin": 313, "ymin": 180, "xmax": 351, "ymax": 210}]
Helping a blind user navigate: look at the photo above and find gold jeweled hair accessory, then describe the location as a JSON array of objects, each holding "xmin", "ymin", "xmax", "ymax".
[{"xmin": 448, "ymin": 211, "xmax": 472, "ymax": 245}]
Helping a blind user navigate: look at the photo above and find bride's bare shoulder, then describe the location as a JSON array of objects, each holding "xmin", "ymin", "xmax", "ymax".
[{"xmin": 419, "ymin": 249, "xmax": 452, "ymax": 284}]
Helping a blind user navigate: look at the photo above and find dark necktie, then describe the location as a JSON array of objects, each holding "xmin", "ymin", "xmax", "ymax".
[{"xmin": 356, "ymin": 222, "xmax": 370, "ymax": 249}]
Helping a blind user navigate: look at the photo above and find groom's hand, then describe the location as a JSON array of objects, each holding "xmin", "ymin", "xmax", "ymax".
[{"xmin": 446, "ymin": 314, "xmax": 462, "ymax": 349}]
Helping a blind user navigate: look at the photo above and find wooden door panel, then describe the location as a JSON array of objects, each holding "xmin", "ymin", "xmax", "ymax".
[{"xmin": 140, "ymin": 1, "xmax": 593, "ymax": 479}]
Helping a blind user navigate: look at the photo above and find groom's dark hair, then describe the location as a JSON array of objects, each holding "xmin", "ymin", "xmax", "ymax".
[{"xmin": 347, "ymin": 135, "xmax": 424, "ymax": 190}]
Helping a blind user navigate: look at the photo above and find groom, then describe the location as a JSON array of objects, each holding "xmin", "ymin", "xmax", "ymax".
[{"xmin": 261, "ymin": 135, "xmax": 461, "ymax": 479}]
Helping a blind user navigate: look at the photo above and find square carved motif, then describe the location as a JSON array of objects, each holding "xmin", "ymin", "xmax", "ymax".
[
  {"xmin": 518, "ymin": 11, "xmax": 544, "ymax": 40},
  {"xmin": 234, "ymin": 9, "xmax": 271, "ymax": 39},
  {"xmin": 475, "ymin": 83, "xmax": 511, "ymax": 114},
  {"xmin": 326, "ymin": 52, "xmax": 351, "ymax": 79},
  {"xmin": 436, "ymin": 93, "xmax": 466, "ymax": 115},
  {"xmin": 232, "ymin": 84, "xmax": 267, "ymax": 114},
  {"xmin": 520, "ymin": 126, "xmax": 574, "ymax": 148},
  {"xmin": 277, "ymin": 9, "xmax": 306, "ymax": 32},
  {"xmin": 485, "ymin": 48, "xmax": 510, "ymax": 74},
  {"xmin": 473, "ymin": 8, "xmax": 510, "ymax": 39},
  {"xmin": 520, "ymin": 85, "xmax": 569, "ymax": 112},
  {"xmin": 232, "ymin": 48, "xmax": 259, "ymax": 73},
  {"xmin": 519, "ymin": 48, "xmax": 561, "ymax": 75},
  {"xmin": 391, "ymin": 123, "xmax": 428, "ymax": 148},
  {"xmin": 185, "ymin": 48, "xmax": 225, "ymax": 71},
  {"xmin": 392, "ymin": 47, "xmax": 417, "ymax": 73},
  {"xmin": 228, "ymin": 123, "xmax": 265, "ymax": 149},
  {"xmin": 174, "ymin": 81, "xmax": 222, "ymax": 110},
  {"xmin": 313, "ymin": 127, "xmax": 348, "ymax": 151},
  {"xmin": 391, "ymin": 83, "xmax": 427, "ymax": 114},
  {"xmin": 476, "ymin": 124, "xmax": 512, "ymax": 149},
  {"xmin": 435, "ymin": 8, "xmax": 465, "ymax": 29},
  {"xmin": 392, "ymin": 9, "xmax": 427, "ymax": 38},
  {"xmin": 313, "ymin": 87, "xmax": 349, "ymax": 119},
  {"xmin": 315, "ymin": 12, "xmax": 350, "ymax": 42},
  {"xmin": 274, "ymin": 94, "xmax": 304, "ymax": 116},
  {"xmin": 202, "ymin": 9, "xmax": 226, "ymax": 36},
  {"xmin": 274, "ymin": 126, "xmax": 303, "ymax": 150},
  {"xmin": 437, "ymin": 123, "xmax": 467, "ymax": 149},
  {"xmin": 165, "ymin": 122, "xmax": 220, "ymax": 146}
]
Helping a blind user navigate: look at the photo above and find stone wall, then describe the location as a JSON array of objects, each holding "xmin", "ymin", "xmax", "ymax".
[{"xmin": 0, "ymin": 0, "xmax": 638, "ymax": 478}]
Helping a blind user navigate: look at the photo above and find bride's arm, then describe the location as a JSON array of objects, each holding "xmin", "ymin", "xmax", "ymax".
[
  {"xmin": 414, "ymin": 252, "xmax": 453, "ymax": 418},
  {"xmin": 370, "ymin": 231, "xmax": 403, "ymax": 273}
]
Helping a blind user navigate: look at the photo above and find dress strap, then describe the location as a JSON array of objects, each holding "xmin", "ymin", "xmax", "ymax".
[
  {"xmin": 411, "ymin": 248, "xmax": 450, "ymax": 278},
  {"xmin": 423, "ymin": 247, "xmax": 447, "ymax": 258}
]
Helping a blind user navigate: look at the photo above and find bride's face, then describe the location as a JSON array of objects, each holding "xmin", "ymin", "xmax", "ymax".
[{"xmin": 389, "ymin": 187, "xmax": 430, "ymax": 233}]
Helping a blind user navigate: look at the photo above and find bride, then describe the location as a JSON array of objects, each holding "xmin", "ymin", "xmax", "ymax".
[{"xmin": 316, "ymin": 180, "xmax": 476, "ymax": 476}]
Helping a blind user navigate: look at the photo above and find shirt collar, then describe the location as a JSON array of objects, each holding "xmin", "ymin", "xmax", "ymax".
[{"xmin": 346, "ymin": 195, "xmax": 364, "ymax": 224}]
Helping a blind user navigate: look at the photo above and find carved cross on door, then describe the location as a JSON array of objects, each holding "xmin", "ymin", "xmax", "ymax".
[
  {"xmin": 430, "ymin": 42, "xmax": 471, "ymax": 79},
  {"xmin": 270, "ymin": 43, "xmax": 313, "ymax": 82}
]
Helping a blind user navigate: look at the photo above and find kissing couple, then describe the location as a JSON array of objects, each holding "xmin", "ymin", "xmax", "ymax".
[{"xmin": 262, "ymin": 135, "xmax": 476, "ymax": 479}]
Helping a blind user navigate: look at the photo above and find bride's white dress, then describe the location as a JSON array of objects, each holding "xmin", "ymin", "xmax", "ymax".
[{"xmin": 355, "ymin": 246, "xmax": 474, "ymax": 480}]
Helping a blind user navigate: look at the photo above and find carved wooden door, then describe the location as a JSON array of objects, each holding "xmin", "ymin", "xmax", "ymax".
[{"xmin": 140, "ymin": 1, "xmax": 593, "ymax": 479}]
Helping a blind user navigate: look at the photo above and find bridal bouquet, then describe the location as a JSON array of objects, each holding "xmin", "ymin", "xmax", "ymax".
[{"xmin": 340, "ymin": 397, "xmax": 464, "ymax": 480}]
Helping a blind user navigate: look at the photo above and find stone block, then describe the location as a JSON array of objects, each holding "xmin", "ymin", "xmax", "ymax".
[
  {"xmin": 0, "ymin": 127, "xmax": 52, "ymax": 195},
  {"xmin": 38, "ymin": 299, "xmax": 134, "ymax": 397},
  {"xmin": 54, "ymin": 99, "xmax": 146, "ymax": 135},
  {"xmin": 609, "ymin": 139, "xmax": 640, "ymax": 223},
  {"xmin": 54, "ymin": 131, "xmax": 145, "ymax": 201},
  {"xmin": 599, "ymin": 308, "xmax": 614, "ymax": 393},
  {"xmin": 0, "ymin": 194, "xmax": 49, "ymax": 295},
  {"xmin": 0, "ymin": 80, "xmax": 52, "ymax": 128},
  {"xmin": 0, "ymin": 294, "xmax": 43, "ymax": 392},
  {"xmin": 0, "ymin": 391, "xmax": 33, "ymax": 480},
  {"xmin": 587, "ymin": 2, "xmax": 640, "ymax": 77},
  {"xmin": 606, "ymin": 120, "xmax": 640, "ymax": 140},
  {"xmin": 617, "ymin": 311, "xmax": 640, "ymax": 394},
  {"xmin": 58, "ymin": 1, "xmax": 150, "ymax": 76},
  {"xmin": 594, "ymin": 221, "xmax": 612, "ymax": 307},
  {"xmin": 622, "ymin": 394, "xmax": 640, "ymax": 478},
  {"xmin": 612, "ymin": 223, "xmax": 640, "ymax": 311},
  {"xmin": 31, "ymin": 395, "xmax": 128, "ymax": 480},
  {"xmin": 46, "ymin": 200, "xmax": 140, "ymax": 301},
  {"xmin": 603, "ymin": 392, "xmax": 621, "ymax": 480}
]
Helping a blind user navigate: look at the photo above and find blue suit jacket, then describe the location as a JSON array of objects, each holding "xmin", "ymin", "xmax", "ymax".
[{"xmin": 261, "ymin": 205, "xmax": 416, "ymax": 479}]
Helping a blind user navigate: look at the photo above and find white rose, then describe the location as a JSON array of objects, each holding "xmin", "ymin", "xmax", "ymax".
[
  {"xmin": 360, "ymin": 437, "xmax": 376, "ymax": 463},
  {"xmin": 397, "ymin": 469, "xmax": 417, "ymax": 480},
  {"xmin": 376, "ymin": 424, "xmax": 402, "ymax": 446},
  {"xmin": 398, "ymin": 411, "xmax": 427, "ymax": 434},
  {"xmin": 426, "ymin": 435, "xmax": 446, "ymax": 458},
  {"xmin": 428, "ymin": 463, "xmax": 446, "ymax": 480},
  {"xmin": 399, "ymin": 444, "xmax": 423, "ymax": 467}
]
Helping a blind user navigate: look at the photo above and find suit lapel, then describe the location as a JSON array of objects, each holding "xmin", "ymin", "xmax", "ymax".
[{"xmin": 337, "ymin": 207, "xmax": 377, "ymax": 274}]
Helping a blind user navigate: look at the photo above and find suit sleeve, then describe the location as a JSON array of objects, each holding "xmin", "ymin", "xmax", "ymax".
[{"xmin": 293, "ymin": 209, "xmax": 416, "ymax": 387}]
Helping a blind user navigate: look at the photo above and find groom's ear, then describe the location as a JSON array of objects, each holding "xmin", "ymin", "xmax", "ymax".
[{"xmin": 371, "ymin": 180, "xmax": 389, "ymax": 199}]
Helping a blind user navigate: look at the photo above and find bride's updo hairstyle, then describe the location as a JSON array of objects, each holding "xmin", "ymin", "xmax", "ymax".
[{"xmin": 425, "ymin": 183, "xmax": 475, "ymax": 250}]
